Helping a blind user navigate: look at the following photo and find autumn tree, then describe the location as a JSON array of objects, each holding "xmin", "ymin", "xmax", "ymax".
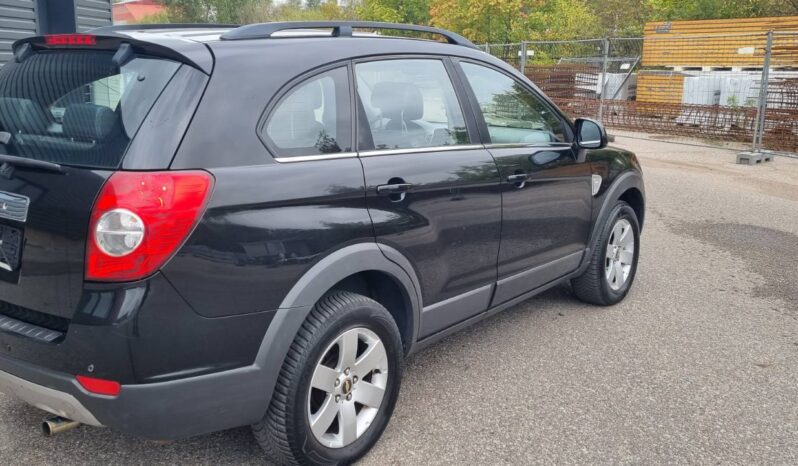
[
  {"xmin": 647, "ymin": 0, "xmax": 798, "ymax": 20},
  {"xmin": 357, "ymin": 0, "xmax": 430, "ymax": 24},
  {"xmin": 429, "ymin": 0, "xmax": 602, "ymax": 43},
  {"xmin": 160, "ymin": 0, "xmax": 260, "ymax": 23}
]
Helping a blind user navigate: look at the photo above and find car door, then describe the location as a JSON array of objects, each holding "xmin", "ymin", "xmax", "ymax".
[
  {"xmin": 456, "ymin": 60, "xmax": 593, "ymax": 305},
  {"xmin": 355, "ymin": 57, "xmax": 502, "ymax": 338}
]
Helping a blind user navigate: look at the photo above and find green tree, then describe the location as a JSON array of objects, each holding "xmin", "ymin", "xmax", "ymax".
[
  {"xmin": 429, "ymin": 0, "xmax": 602, "ymax": 44},
  {"xmin": 357, "ymin": 0, "xmax": 430, "ymax": 24},
  {"xmin": 585, "ymin": 0, "xmax": 652, "ymax": 36},
  {"xmin": 647, "ymin": 0, "xmax": 798, "ymax": 20},
  {"xmin": 160, "ymin": 0, "xmax": 261, "ymax": 23},
  {"xmin": 430, "ymin": 0, "xmax": 529, "ymax": 44}
]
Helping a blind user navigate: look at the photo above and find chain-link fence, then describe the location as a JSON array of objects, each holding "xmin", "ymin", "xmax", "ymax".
[
  {"xmin": 762, "ymin": 32, "xmax": 798, "ymax": 153},
  {"xmin": 481, "ymin": 31, "xmax": 798, "ymax": 155},
  {"xmin": 521, "ymin": 39, "xmax": 607, "ymax": 121},
  {"xmin": 482, "ymin": 43, "xmax": 523, "ymax": 70}
]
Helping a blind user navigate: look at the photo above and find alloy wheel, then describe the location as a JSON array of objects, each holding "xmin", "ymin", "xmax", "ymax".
[
  {"xmin": 605, "ymin": 218, "xmax": 635, "ymax": 291},
  {"xmin": 307, "ymin": 327, "xmax": 389, "ymax": 449}
]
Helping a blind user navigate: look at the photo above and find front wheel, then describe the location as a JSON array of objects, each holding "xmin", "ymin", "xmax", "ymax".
[
  {"xmin": 252, "ymin": 291, "xmax": 404, "ymax": 465},
  {"xmin": 572, "ymin": 200, "xmax": 640, "ymax": 305}
]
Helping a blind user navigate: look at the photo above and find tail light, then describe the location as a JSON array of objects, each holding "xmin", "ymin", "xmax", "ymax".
[{"xmin": 86, "ymin": 171, "xmax": 213, "ymax": 282}]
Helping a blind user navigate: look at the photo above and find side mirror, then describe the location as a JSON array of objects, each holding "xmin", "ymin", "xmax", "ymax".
[{"xmin": 575, "ymin": 118, "xmax": 607, "ymax": 150}]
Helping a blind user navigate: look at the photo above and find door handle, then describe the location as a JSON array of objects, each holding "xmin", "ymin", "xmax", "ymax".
[
  {"xmin": 376, "ymin": 183, "xmax": 413, "ymax": 195},
  {"xmin": 506, "ymin": 174, "xmax": 528, "ymax": 183}
]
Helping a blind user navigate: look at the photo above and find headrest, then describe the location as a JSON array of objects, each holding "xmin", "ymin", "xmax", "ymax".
[
  {"xmin": 0, "ymin": 97, "xmax": 50, "ymax": 134},
  {"xmin": 63, "ymin": 104, "xmax": 119, "ymax": 141},
  {"xmin": 282, "ymin": 80, "xmax": 323, "ymax": 113},
  {"xmin": 371, "ymin": 82, "xmax": 423, "ymax": 121}
]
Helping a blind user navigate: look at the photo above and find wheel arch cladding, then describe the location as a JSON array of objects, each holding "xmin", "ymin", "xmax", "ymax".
[
  {"xmin": 251, "ymin": 242, "xmax": 422, "ymax": 419},
  {"xmin": 580, "ymin": 170, "xmax": 645, "ymax": 274},
  {"xmin": 618, "ymin": 187, "xmax": 645, "ymax": 230},
  {"xmin": 328, "ymin": 270, "xmax": 416, "ymax": 354},
  {"xmin": 596, "ymin": 170, "xmax": 645, "ymax": 232}
]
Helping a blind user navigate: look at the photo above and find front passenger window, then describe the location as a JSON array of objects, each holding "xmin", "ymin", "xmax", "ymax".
[
  {"xmin": 460, "ymin": 63, "xmax": 567, "ymax": 144},
  {"xmin": 263, "ymin": 67, "xmax": 351, "ymax": 158}
]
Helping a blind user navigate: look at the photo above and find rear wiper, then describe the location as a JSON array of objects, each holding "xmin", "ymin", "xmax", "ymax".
[{"xmin": 0, "ymin": 154, "xmax": 65, "ymax": 174}]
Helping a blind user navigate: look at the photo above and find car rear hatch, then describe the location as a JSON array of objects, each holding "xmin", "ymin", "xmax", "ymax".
[{"xmin": 0, "ymin": 34, "xmax": 210, "ymax": 321}]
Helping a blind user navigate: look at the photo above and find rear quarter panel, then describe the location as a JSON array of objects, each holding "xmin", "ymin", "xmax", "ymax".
[{"xmin": 161, "ymin": 159, "xmax": 373, "ymax": 317}]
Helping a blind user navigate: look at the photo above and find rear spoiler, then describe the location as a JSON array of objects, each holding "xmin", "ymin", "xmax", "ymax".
[{"xmin": 12, "ymin": 34, "xmax": 213, "ymax": 74}]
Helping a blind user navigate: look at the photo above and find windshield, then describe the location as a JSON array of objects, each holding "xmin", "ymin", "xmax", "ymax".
[{"xmin": 0, "ymin": 50, "xmax": 180, "ymax": 169}]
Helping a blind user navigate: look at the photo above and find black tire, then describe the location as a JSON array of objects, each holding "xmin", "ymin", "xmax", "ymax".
[
  {"xmin": 252, "ymin": 291, "xmax": 404, "ymax": 465},
  {"xmin": 571, "ymin": 201, "xmax": 640, "ymax": 306}
]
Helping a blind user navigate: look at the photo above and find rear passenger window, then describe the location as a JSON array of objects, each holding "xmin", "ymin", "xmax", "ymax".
[
  {"xmin": 460, "ymin": 62, "xmax": 568, "ymax": 144},
  {"xmin": 263, "ymin": 67, "xmax": 351, "ymax": 158},
  {"xmin": 355, "ymin": 59, "xmax": 469, "ymax": 151}
]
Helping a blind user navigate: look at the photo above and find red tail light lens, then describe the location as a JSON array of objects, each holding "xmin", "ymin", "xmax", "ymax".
[
  {"xmin": 86, "ymin": 171, "xmax": 214, "ymax": 282},
  {"xmin": 76, "ymin": 375, "xmax": 121, "ymax": 397},
  {"xmin": 44, "ymin": 34, "xmax": 96, "ymax": 46}
]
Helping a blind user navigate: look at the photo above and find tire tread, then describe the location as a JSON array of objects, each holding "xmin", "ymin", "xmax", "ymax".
[
  {"xmin": 252, "ymin": 291, "xmax": 388, "ymax": 465},
  {"xmin": 572, "ymin": 201, "xmax": 638, "ymax": 306}
]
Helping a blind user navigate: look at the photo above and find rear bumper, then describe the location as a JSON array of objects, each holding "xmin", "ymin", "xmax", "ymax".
[
  {"xmin": 0, "ymin": 271, "xmax": 280, "ymax": 439},
  {"xmin": 0, "ymin": 351, "xmax": 272, "ymax": 439},
  {"xmin": 0, "ymin": 363, "xmax": 101, "ymax": 426}
]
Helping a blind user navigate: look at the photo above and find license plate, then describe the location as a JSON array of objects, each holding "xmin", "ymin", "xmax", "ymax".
[{"xmin": 0, "ymin": 224, "xmax": 22, "ymax": 272}]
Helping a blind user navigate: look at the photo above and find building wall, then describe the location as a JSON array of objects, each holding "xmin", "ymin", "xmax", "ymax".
[
  {"xmin": 0, "ymin": 0, "xmax": 38, "ymax": 64},
  {"xmin": 76, "ymin": 0, "xmax": 112, "ymax": 32}
]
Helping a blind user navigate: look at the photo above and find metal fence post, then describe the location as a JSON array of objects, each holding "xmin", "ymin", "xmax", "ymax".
[
  {"xmin": 519, "ymin": 41, "xmax": 527, "ymax": 75},
  {"xmin": 597, "ymin": 38, "xmax": 610, "ymax": 121},
  {"xmin": 753, "ymin": 31, "xmax": 773, "ymax": 151}
]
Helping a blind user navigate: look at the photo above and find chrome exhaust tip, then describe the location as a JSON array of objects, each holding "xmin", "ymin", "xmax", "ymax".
[{"xmin": 42, "ymin": 416, "xmax": 81, "ymax": 437}]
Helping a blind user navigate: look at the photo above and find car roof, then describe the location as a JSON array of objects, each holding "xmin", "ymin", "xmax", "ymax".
[
  {"xmin": 90, "ymin": 25, "xmax": 235, "ymax": 43},
  {"xmin": 90, "ymin": 21, "xmax": 480, "ymax": 48},
  {"xmin": 83, "ymin": 22, "xmax": 504, "ymax": 76}
]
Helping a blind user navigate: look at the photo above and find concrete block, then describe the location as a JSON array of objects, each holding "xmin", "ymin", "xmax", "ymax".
[{"xmin": 736, "ymin": 151, "xmax": 774, "ymax": 165}]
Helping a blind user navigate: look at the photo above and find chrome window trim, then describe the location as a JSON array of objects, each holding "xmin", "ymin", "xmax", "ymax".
[
  {"xmin": 273, "ymin": 152, "xmax": 358, "ymax": 163},
  {"xmin": 359, "ymin": 144, "xmax": 484, "ymax": 157},
  {"xmin": 483, "ymin": 142, "xmax": 573, "ymax": 150},
  {"xmin": 272, "ymin": 142, "xmax": 580, "ymax": 162}
]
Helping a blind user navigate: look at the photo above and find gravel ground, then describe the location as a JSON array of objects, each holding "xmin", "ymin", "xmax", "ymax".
[{"xmin": 1, "ymin": 137, "xmax": 797, "ymax": 464}]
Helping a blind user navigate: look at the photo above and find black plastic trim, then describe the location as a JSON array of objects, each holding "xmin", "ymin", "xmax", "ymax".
[{"xmin": 221, "ymin": 21, "xmax": 478, "ymax": 49}]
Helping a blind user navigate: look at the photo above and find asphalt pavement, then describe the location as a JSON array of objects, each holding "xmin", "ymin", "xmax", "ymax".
[{"xmin": 1, "ymin": 136, "xmax": 797, "ymax": 464}]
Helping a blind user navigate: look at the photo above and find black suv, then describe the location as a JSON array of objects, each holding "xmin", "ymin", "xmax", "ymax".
[{"xmin": 0, "ymin": 22, "xmax": 644, "ymax": 464}]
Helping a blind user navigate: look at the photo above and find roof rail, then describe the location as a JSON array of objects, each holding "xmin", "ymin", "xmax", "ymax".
[
  {"xmin": 220, "ymin": 21, "xmax": 478, "ymax": 49},
  {"xmin": 89, "ymin": 23, "xmax": 239, "ymax": 34}
]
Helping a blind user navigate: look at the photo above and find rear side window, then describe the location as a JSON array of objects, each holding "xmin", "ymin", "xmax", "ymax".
[
  {"xmin": 262, "ymin": 66, "xmax": 351, "ymax": 158},
  {"xmin": 355, "ymin": 59, "xmax": 469, "ymax": 151},
  {"xmin": 0, "ymin": 51, "xmax": 180, "ymax": 168}
]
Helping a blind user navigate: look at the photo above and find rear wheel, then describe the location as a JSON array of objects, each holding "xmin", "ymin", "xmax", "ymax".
[
  {"xmin": 572, "ymin": 201, "xmax": 640, "ymax": 305},
  {"xmin": 253, "ymin": 291, "xmax": 403, "ymax": 465}
]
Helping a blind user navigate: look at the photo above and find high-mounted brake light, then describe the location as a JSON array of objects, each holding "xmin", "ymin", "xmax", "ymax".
[
  {"xmin": 76, "ymin": 375, "xmax": 121, "ymax": 397},
  {"xmin": 44, "ymin": 34, "xmax": 97, "ymax": 46},
  {"xmin": 86, "ymin": 171, "xmax": 214, "ymax": 282}
]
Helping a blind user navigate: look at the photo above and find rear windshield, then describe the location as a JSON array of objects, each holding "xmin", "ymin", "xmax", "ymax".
[{"xmin": 0, "ymin": 50, "xmax": 180, "ymax": 169}]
